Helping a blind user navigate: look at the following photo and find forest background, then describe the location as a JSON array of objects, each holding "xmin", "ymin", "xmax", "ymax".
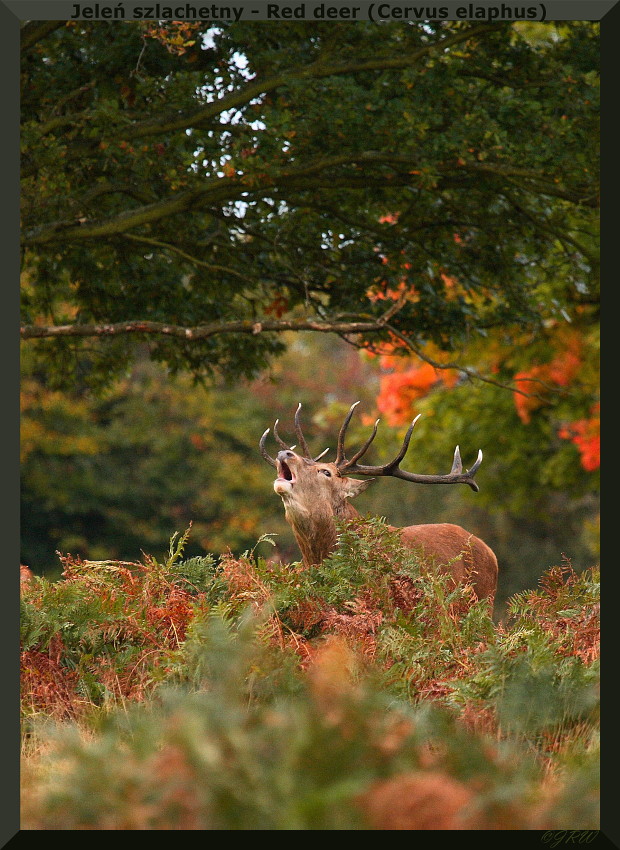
[{"xmin": 20, "ymin": 17, "xmax": 600, "ymax": 611}]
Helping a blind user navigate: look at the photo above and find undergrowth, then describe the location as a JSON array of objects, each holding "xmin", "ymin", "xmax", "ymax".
[{"xmin": 20, "ymin": 519, "xmax": 600, "ymax": 830}]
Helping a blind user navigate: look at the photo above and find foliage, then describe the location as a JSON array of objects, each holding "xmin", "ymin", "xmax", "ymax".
[
  {"xmin": 366, "ymin": 315, "xmax": 599, "ymax": 485},
  {"xmin": 20, "ymin": 625, "xmax": 592, "ymax": 830},
  {"xmin": 20, "ymin": 537, "xmax": 212, "ymax": 718},
  {"xmin": 21, "ymin": 20, "xmax": 598, "ymax": 392},
  {"xmin": 362, "ymin": 361, "xmax": 599, "ymax": 526},
  {"xmin": 449, "ymin": 562, "xmax": 600, "ymax": 747},
  {"xmin": 21, "ymin": 521, "xmax": 599, "ymax": 829}
]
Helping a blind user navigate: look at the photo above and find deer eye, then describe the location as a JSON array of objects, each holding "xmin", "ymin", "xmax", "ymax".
[{"xmin": 320, "ymin": 469, "xmax": 332, "ymax": 477}]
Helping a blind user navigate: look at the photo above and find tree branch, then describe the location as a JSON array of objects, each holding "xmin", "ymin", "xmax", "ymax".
[
  {"xmin": 21, "ymin": 152, "xmax": 391, "ymax": 245},
  {"xmin": 29, "ymin": 24, "xmax": 502, "ymax": 150},
  {"xmin": 121, "ymin": 233, "xmax": 249, "ymax": 280},
  {"xmin": 120, "ymin": 23, "xmax": 502, "ymax": 141},
  {"xmin": 20, "ymin": 316, "xmax": 390, "ymax": 342},
  {"xmin": 501, "ymin": 190, "xmax": 599, "ymax": 266},
  {"xmin": 21, "ymin": 21, "xmax": 66, "ymax": 52},
  {"xmin": 23, "ymin": 141, "xmax": 596, "ymax": 247},
  {"xmin": 20, "ymin": 295, "xmax": 406, "ymax": 342}
]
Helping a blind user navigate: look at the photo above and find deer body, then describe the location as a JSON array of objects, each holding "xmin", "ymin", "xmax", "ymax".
[
  {"xmin": 397, "ymin": 523, "xmax": 498, "ymax": 602},
  {"xmin": 261, "ymin": 404, "xmax": 498, "ymax": 604}
]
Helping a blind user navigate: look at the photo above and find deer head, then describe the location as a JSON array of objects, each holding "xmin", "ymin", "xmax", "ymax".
[{"xmin": 260, "ymin": 402, "xmax": 485, "ymax": 571}]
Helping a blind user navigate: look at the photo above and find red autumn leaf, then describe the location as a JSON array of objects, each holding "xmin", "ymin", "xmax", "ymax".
[
  {"xmin": 558, "ymin": 404, "xmax": 600, "ymax": 471},
  {"xmin": 513, "ymin": 332, "xmax": 582, "ymax": 424}
]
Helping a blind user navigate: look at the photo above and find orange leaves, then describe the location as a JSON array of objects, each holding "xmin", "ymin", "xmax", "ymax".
[
  {"xmin": 142, "ymin": 22, "xmax": 201, "ymax": 55},
  {"xmin": 20, "ymin": 649, "xmax": 81, "ymax": 719},
  {"xmin": 373, "ymin": 348, "xmax": 460, "ymax": 426},
  {"xmin": 439, "ymin": 272, "xmax": 464, "ymax": 303},
  {"xmin": 368, "ymin": 278, "xmax": 413, "ymax": 304},
  {"xmin": 513, "ymin": 365, "xmax": 550, "ymax": 423},
  {"xmin": 58, "ymin": 552, "xmax": 205, "ymax": 649},
  {"xmin": 512, "ymin": 562, "xmax": 600, "ymax": 664},
  {"xmin": 306, "ymin": 637, "xmax": 362, "ymax": 722},
  {"xmin": 20, "ymin": 564, "xmax": 34, "ymax": 589},
  {"xmin": 558, "ymin": 404, "xmax": 600, "ymax": 472},
  {"xmin": 264, "ymin": 294, "xmax": 289, "ymax": 318},
  {"xmin": 364, "ymin": 291, "xmax": 461, "ymax": 424},
  {"xmin": 189, "ymin": 432, "xmax": 206, "ymax": 450},
  {"xmin": 376, "ymin": 364, "xmax": 440, "ymax": 426},
  {"xmin": 510, "ymin": 327, "xmax": 599, "ymax": 471},
  {"xmin": 513, "ymin": 330, "xmax": 583, "ymax": 424}
]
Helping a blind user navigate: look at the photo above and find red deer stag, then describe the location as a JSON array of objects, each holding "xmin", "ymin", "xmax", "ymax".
[{"xmin": 260, "ymin": 402, "xmax": 498, "ymax": 603}]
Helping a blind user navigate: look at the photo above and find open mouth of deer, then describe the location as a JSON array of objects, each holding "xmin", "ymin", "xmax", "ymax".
[{"xmin": 276, "ymin": 458, "xmax": 296, "ymax": 483}]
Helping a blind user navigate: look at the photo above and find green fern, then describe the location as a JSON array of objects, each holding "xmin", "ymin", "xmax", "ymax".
[{"xmin": 165, "ymin": 523, "xmax": 193, "ymax": 567}]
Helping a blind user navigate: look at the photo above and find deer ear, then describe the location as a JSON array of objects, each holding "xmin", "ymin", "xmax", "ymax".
[{"xmin": 344, "ymin": 477, "xmax": 375, "ymax": 499}]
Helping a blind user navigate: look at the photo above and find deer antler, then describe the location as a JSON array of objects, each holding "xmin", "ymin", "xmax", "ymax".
[
  {"xmin": 335, "ymin": 402, "xmax": 483, "ymax": 492},
  {"xmin": 259, "ymin": 428, "xmax": 277, "ymax": 468},
  {"xmin": 294, "ymin": 403, "xmax": 312, "ymax": 459},
  {"xmin": 260, "ymin": 404, "xmax": 330, "ymax": 466},
  {"xmin": 273, "ymin": 419, "xmax": 290, "ymax": 451}
]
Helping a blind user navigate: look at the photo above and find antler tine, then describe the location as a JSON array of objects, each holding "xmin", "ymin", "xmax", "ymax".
[
  {"xmin": 273, "ymin": 419, "xmax": 290, "ymax": 451},
  {"xmin": 294, "ymin": 403, "xmax": 313, "ymax": 459},
  {"xmin": 451, "ymin": 445, "xmax": 464, "ymax": 475},
  {"xmin": 314, "ymin": 448, "xmax": 330, "ymax": 461},
  {"xmin": 340, "ymin": 418, "xmax": 381, "ymax": 470},
  {"xmin": 387, "ymin": 413, "xmax": 422, "ymax": 470},
  {"xmin": 259, "ymin": 429, "xmax": 277, "ymax": 468},
  {"xmin": 470, "ymin": 449, "xmax": 483, "ymax": 476},
  {"xmin": 335, "ymin": 401, "xmax": 361, "ymax": 465}
]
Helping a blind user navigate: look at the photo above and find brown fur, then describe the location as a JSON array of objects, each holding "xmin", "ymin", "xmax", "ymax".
[
  {"xmin": 396, "ymin": 522, "xmax": 498, "ymax": 602},
  {"xmin": 272, "ymin": 452, "xmax": 498, "ymax": 605}
]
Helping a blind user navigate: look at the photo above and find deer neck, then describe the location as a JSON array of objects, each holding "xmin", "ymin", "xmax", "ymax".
[{"xmin": 285, "ymin": 500, "xmax": 359, "ymax": 567}]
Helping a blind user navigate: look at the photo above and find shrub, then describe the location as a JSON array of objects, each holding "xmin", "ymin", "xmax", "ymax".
[
  {"xmin": 21, "ymin": 612, "xmax": 598, "ymax": 831},
  {"xmin": 20, "ymin": 532, "xmax": 213, "ymax": 717},
  {"xmin": 20, "ymin": 523, "xmax": 600, "ymax": 829}
]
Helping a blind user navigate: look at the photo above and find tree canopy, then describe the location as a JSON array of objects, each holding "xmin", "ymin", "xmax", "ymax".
[
  {"xmin": 20, "ymin": 19, "xmax": 599, "ymax": 593},
  {"xmin": 21, "ymin": 19, "xmax": 599, "ymax": 389}
]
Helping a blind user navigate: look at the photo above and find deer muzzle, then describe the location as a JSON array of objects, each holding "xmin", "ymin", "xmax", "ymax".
[{"xmin": 274, "ymin": 450, "xmax": 297, "ymax": 494}]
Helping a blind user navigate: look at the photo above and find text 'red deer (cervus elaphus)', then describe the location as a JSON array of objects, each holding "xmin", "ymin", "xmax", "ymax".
[{"xmin": 260, "ymin": 402, "xmax": 498, "ymax": 604}]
